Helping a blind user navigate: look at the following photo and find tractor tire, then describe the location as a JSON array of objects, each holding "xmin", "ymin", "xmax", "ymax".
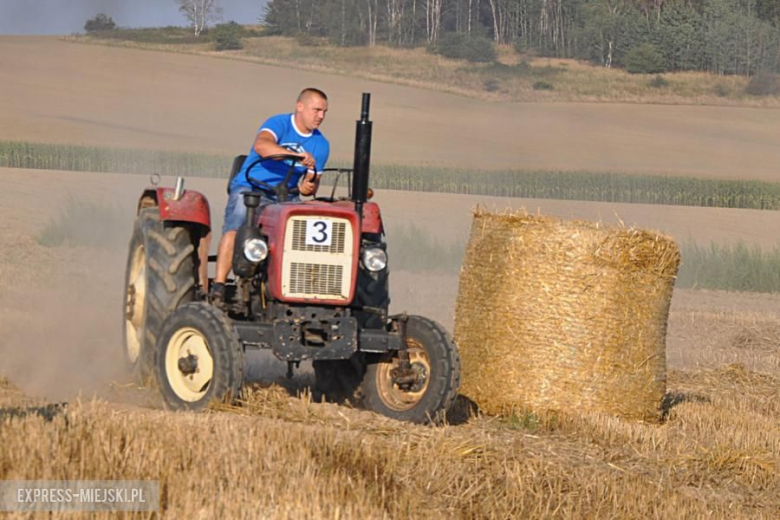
[
  {"xmin": 155, "ymin": 302, "xmax": 245, "ymax": 411},
  {"xmin": 123, "ymin": 208, "xmax": 196, "ymax": 384},
  {"xmin": 361, "ymin": 316, "xmax": 460, "ymax": 424},
  {"xmin": 313, "ymin": 357, "xmax": 365, "ymax": 403}
]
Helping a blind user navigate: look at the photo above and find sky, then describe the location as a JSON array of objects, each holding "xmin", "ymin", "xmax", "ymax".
[{"xmin": 0, "ymin": 0, "xmax": 268, "ymax": 35}]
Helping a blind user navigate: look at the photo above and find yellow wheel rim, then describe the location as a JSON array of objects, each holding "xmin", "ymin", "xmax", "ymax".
[
  {"xmin": 375, "ymin": 339, "xmax": 431, "ymax": 412},
  {"xmin": 164, "ymin": 327, "xmax": 215, "ymax": 402},
  {"xmin": 124, "ymin": 245, "xmax": 146, "ymax": 363}
]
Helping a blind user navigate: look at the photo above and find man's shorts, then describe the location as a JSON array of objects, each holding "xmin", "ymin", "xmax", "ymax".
[
  {"xmin": 222, "ymin": 187, "xmax": 253, "ymax": 234},
  {"xmin": 222, "ymin": 188, "xmax": 299, "ymax": 234}
]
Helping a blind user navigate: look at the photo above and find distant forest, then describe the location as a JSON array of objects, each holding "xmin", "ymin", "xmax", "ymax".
[{"xmin": 262, "ymin": 0, "xmax": 780, "ymax": 75}]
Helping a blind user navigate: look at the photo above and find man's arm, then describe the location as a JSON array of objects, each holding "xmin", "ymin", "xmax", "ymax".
[
  {"xmin": 253, "ymin": 130, "xmax": 315, "ymax": 169},
  {"xmin": 255, "ymin": 130, "xmax": 319, "ymax": 196}
]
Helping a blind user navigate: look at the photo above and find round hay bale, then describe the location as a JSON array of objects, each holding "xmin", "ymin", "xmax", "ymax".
[{"xmin": 453, "ymin": 209, "xmax": 680, "ymax": 422}]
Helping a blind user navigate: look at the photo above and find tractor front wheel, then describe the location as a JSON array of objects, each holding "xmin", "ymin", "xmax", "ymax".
[
  {"xmin": 155, "ymin": 303, "xmax": 244, "ymax": 411},
  {"xmin": 362, "ymin": 316, "xmax": 460, "ymax": 424}
]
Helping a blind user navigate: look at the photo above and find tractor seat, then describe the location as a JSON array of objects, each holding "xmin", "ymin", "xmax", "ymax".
[{"xmin": 227, "ymin": 154, "xmax": 247, "ymax": 194}]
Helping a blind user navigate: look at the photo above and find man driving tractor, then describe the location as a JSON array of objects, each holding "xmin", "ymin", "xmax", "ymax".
[
  {"xmin": 211, "ymin": 88, "xmax": 331, "ymax": 306},
  {"xmin": 124, "ymin": 91, "xmax": 460, "ymax": 423}
]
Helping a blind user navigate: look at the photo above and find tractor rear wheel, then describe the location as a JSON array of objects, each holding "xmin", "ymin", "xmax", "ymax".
[
  {"xmin": 155, "ymin": 303, "xmax": 244, "ymax": 410},
  {"xmin": 361, "ymin": 316, "xmax": 460, "ymax": 424},
  {"xmin": 123, "ymin": 208, "xmax": 196, "ymax": 383}
]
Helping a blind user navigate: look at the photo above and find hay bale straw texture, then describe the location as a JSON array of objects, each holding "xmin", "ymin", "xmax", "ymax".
[{"xmin": 454, "ymin": 209, "xmax": 680, "ymax": 422}]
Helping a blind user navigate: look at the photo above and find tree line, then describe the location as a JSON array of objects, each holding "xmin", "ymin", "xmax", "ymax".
[{"xmin": 262, "ymin": 0, "xmax": 780, "ymax": 75}]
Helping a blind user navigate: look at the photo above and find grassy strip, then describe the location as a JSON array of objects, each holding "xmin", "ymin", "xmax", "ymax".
[
  {"xmin": 68, "ymin": 31, "xmax": 780, "ymax": 107},
  {"xmin": 82, "ymin": 26, "xmax": 207, "ymax": 45},
  {"xmin": 389, "ymin": 223, "xmax": 780, "ymax": 293},
  {"xmin": 4, "ymin": 140, "xmax": 780, "ymax": 210},
  {"xmin": 676, "ymin": 241, "xmax": 780, "ymax": 293},
  {"xmin": 36, "ymin": 196, "xmax": 780, "ymax": 293}
]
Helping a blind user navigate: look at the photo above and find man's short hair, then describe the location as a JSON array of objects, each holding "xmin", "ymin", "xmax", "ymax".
[{"xmin": 298, "ymin": 88, "xmax": 328, "ymax": 103}]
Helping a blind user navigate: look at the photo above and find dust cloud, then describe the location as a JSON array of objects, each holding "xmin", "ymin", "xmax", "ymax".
[
  {"xmin": 0, "ymin": 227, "xmax": 129, "ymax": 402},
  {"xmin": 0, "ymin": 169, "xmax": 302, "ymax": 403}
]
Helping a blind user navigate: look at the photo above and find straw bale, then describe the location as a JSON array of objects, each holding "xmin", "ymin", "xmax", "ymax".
[{"xmin": 453, "ymin": 209, "xmax": 680, "ymax": 422}]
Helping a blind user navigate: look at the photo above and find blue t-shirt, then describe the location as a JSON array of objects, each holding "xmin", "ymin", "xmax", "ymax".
[{"xmin": 230, "ymin": 113, "xmax": 330, "ymax": 194}]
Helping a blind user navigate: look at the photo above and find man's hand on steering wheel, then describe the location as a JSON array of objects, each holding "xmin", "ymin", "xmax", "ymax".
[{"xmin": 297, "ymin": 152, "xmax": 316, "ymax": 170}]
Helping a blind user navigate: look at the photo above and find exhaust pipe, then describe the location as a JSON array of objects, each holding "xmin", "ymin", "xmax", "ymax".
[
  {"xmin": 173, "ymin": 176, "xmax": 185, "ymax": 201},
  {"xmin": 352, "ymin": 93, "xmax": 372, "ymax": 217}
]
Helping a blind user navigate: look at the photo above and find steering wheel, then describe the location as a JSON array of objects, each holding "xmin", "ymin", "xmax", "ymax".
[{"xmin": 244, "ymin": 153, "xmax": 309, "ymax": 202}]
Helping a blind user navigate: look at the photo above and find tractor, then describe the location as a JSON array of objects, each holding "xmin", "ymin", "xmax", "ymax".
[{"xmin": 122, "ymin": 94, "xmax": 460, "ymax": 423}]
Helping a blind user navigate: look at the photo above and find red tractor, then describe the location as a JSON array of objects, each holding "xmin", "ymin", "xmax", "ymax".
[{"xmin": 123, "ymin": 94, "xmax": 460, "ymax": 423}]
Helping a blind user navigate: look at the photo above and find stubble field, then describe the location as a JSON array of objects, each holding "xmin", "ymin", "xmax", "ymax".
[{"xmin": 0, "ymin": 37, "xmax": 778, "ymax": 517}]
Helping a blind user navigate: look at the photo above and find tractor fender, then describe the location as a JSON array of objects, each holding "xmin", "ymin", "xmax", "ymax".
[
  {"xmin": 362, "ymin": 202, "xmax": 383, "ymax": 235},
  {"xmin": 137, "ymin": 188, "xmax": 211, "ymax": 231}
]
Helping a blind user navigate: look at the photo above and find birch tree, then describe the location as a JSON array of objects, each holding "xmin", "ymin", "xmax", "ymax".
[
  {"xmin": 425, "ymin": 0, "xmax": 443, "ymax": 44},
  {"xmin": 365, "ymin": 0, "xmax": 379, "ymax": 46},
  {"xmin": 177, "ymin": 0, "xmax": 223, "ymax": 35}
]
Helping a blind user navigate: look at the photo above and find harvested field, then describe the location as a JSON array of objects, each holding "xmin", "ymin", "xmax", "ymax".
[
  {"xmin": 0, "ymin": 369, "xmax": 777, "ymax": 518},
  {"xmin": 0, "ymin": 169, "xmax": 777, "ymax": 518},
  {"xmin": 2, "ymin": 37, "xmax": 780, "ymax": 180},
  {"xmin": 0, "ymin": 35, "xmax": 778, "ymax": 516}
]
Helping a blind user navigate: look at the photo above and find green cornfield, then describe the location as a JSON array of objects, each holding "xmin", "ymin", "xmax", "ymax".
[
  {"xmin": 3, "ymin": 140, "xmax": 780, "ymax": 210},
  {"xmin": 0, "ymin": 141, "xmax": 227, "ymax": 178},
  {"xmin": 31, "ymin": 186, "xmax": 780, "ymax": 294}
]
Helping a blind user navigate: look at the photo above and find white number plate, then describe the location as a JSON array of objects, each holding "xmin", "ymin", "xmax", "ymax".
[{"xmin": 305, "ymin": 219, "xmax": 333, "ymax": 246}]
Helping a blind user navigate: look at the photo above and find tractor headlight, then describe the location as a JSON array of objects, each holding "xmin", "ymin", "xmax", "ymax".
[
  {"xmin": 243, "ymin": 238, "xmax": 268, "ymax": 263},
  {"xmin": 362, "ymin": 247, "xmax": 387, "ymax": 272}
]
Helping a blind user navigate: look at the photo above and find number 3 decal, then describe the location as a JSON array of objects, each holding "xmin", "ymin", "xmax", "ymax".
[
  {"xmin": 311, "ymin": 221, "xmax": 328, "ymax": 243},
  {"xmin": 305, "ymin": 219, "xmax": 333, "ymax": 246}
]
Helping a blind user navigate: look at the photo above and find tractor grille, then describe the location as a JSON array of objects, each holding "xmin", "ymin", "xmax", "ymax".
[
  {"xmin": 281, "ymin": 216, "xmax": 354, "ymax": 301},
  {"xmin": 291, "ymin": 220, "xmax": 347, "ymax": 253},
  {"xmin": 289, "ymin": 263, "xmax": 344, "ymax": 296}
]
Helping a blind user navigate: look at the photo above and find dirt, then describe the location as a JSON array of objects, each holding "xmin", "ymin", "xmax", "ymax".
[
  {"xmin": 1, "ymin": 167, "xmax": 779, "ymax": 403},
  {"xmin": 2, "ymin": 36, "xmax": 780, "ymax": 180}
]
